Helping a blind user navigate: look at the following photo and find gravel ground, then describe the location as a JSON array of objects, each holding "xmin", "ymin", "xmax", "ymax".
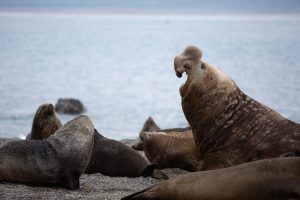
[
  {"xmin": 0, "ymin": 138, "xmax": 189, "ymax": 200},
  {"xmin": 0, "ymin": 168, "xmax": 188, "ymax": 200}
]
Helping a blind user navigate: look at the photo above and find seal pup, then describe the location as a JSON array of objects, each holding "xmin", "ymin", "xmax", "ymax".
[
  {"xmin": 26, "ymin": 103, "xmax": 62, "ymax": 140},
  {"xmin": 122, "ymin": 157, "xmax": 300, "ymax": 200},
  {"xmin": 132, "ymin": 117, "xmax": 190, "ymax": 151},
  {"xmin": 85, "ymin": 129, "xmax": 168, "ymax": 180},
  {"xmin": 141, "ymin": 130, "xmax": 202, "ymax": 171},
  {"xmin": 0, "ymin": 115, "xmax": 94, "ymax": 189},
  {"xmin": 174, "ymin": 45, "xmax": 300, "ymax": 170},
  {"xmin": 133, "ymin": 117, "xmax": 199, "ymax": 171}
]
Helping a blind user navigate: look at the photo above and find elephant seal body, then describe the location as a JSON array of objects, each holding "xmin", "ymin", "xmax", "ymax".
[
  {"xmin": 174, "ymin": 46, "xmax": 300, "ymax": 170},
  {"xmin": 0, "ymin": 115, "xmax": 94, "ymax": 189},
  {"xmin": 122, "ymin": 157, "xmax": 300, "ymax": 200},
  {"xmin": 26, "ymin": 103, "xmax": 62, "ymax": 140},
  {"xmin": 134, "ymin": 117, "xmax": 199, "ymax": 171},
  {"xmin": 85, "ymin": 129, "xmax": 168, "ymax": 179},
  {"xmin": 141, "ymin": 130, "xmax": 201, "ymax": 171}
]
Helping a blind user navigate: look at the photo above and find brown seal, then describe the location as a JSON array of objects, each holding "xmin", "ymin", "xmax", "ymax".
[
  {"xmin": 141, "ymin": 130, "xmax": 202, "ymax": 171},
  {"xmin": 85, "ymin": 129, "xmax": 168, "ymax": 179},
  {"xmin": 122, "ymin": 157, "xmax": 300, "ymax": 200},
  {"xmin": 26, "ymin": 103, "xmax": 62, "ymax": 140},
  {"xmin": 132, "ymin": 117, "xmax": 190, "ymax": 151},
  {"xmin": 25, "ymin": 108, "xmax": 167, "ymax": 180},
  {"xmin": 135, "ymin": 117, "xmax": 201, "ymax": 171},
  {"xmin": 0, "ymin": 115, "xmax": 94, "ymax": 189},
  {"xmin": 174, "ymin": 45, "xmax": 300, "ymax": 170}
]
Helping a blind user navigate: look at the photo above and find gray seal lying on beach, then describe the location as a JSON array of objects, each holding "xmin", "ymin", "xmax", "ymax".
[
  {"xmin": 122, "ymin": 157, "xmax": 300, "ymax": 200},
  {"xmin": 26, "ymin": 106, "xmax": 167, "ymax": 179},
  {"xmin": 85, "ymin": 129, "xmax": 168, "ymax": 179},
  {"xmin": 174, "ymin": 45, "xmax": 300, "ymax": 170},
  {"xmin": 26, "ymin": 103, "xmax": 62, "ymax": 140},
  {"xmin": 134, "ymin": 117, "xmax": 201, "ymax": 171},
  {"xmin": 0, "ymin": 115, "xmax": 94, "ymax": 190}
]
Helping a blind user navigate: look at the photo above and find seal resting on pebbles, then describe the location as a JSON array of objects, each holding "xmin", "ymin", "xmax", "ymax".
[
  {"xmin": 134, "ymin": 117, "xmax": 200, "ymax": 171},
  {"xmin": 122, "ymin": 157, "xmax": 300, "ymax": 200},
  {"xmin": 25, "ymin": 108, "xmax": 167, "ymax": 180},
  {"xmin": 85, "ymin": 129, "xmax": 168, "ymax": 180},
  {"xmin": 26, "ymin": 103, "xmax": 62, "ymax": 140},
  {"xmin": 141, "ymin": 130, "xmax": 201, "ymax": 171},
  {"xmin": 174, "ymin": 45, "xmax": 300, "ymax": 170},
  {"xmin": 0, "ymin": 115, "xmax": 94, "ymax": 189}
]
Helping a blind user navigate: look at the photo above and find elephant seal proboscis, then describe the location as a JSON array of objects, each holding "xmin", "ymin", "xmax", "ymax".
[
  {"xmin": 174, "ymin": 45, "xmax": 300, "ymax": 170},
  {"xmin": 122, "ymin": 157, "xmax": 300, "ymax": 200},
  {"xmin": 0, "ymin": 115, "xmax": 94, "ymax": 189}
]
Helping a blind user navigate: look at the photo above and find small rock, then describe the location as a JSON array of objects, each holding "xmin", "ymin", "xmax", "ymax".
[{"xmin": 55, "ymin": 98, "xmax": 86, "ymax": 115}]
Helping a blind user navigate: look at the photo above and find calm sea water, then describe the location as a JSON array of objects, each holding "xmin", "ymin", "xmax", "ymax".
[{"xmin": 0, "ymin": 11, "xmax": 300, "ymax": 140}]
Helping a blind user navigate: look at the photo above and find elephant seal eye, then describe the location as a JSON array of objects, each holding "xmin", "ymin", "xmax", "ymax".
[{"xmin": 201, "ymin": 63, "xmax": 206, "ymax": 70}]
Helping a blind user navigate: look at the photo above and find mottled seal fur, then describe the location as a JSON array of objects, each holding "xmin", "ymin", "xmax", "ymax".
[
  {"xmin": 85, "ymin": 129, "xmax": 168, "ymax": 179},
  {"xmin": 0, "ymin": 115, "xmax": 94, "ymax": 189},
  {"xmin": 26, "ymin": 103, "xmax": 62, "ymax": 140},
  {"xmin": 132, "ymin": 117, "xmax": 190, "ymax": 151},
  {"xmin": 122, "ymin": 157, "xmax": 300, "ymax": 200},
  {"xmin": 174, "ymin": 45, "xmax": 300, "ymax": 170},
  {"xmin": 142, "ymin": 130, "xmax": 201, "ymax": 171},
  {"xmin": 135, "ymin": 117, "xmax": 201, "ymax": 171},
  {"xmin": 25, "ymin": 110, "xmax": 167, "ymax": 179}
]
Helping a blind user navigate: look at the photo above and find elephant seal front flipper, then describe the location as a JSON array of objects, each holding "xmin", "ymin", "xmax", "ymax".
[{"xmin": 0, "ymin": 115, "xmax": 94, "ymax": 190}]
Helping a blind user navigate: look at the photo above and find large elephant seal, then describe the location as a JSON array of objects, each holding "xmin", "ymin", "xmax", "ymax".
[
  {"xmin": 26, "ymin": 103, "xmax": 62, "ymax": 140},
  {"xmin": 85, "ymin": 129, "xmax": 168, "ymax": 179},
  {"xmin": 0, "ymin": 115, "xmax": 94, "ymax": 189},
  {"xmin": 122, "ymin": 157, "xmax": 300, "ymax": 200},
  {"xmin": 174, "ymin": 45, "xmax": 300, "ymax": 170},
  {"xmin": 134, "ymin": 117, "xmax": 201, "ymax": 171}
]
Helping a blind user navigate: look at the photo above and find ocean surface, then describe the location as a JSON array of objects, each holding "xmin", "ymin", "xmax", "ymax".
[{"xmin": 0, "ymin": 11, "xmax": 300, "ymax": 140}]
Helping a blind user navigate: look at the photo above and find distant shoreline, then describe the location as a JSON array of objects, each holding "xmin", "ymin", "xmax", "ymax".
[
  {"xmin": 0, "ymin": 7, "xmax": 300, "ymax": 16},
  {"xmin": 0, "ymin": 8, "xmax": 300, "ymax": 20}
]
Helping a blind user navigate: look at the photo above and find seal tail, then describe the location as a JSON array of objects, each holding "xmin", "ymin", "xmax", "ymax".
[
  {"xmin": 122, "ymin": 184, "xmax": 158, "ymax": 200},
  {"xmin": 142, "ymin": 164, "xmax": 168, "ymax": 180}
]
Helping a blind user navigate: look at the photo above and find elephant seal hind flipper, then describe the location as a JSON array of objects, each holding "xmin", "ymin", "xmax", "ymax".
[{"xmin": 142, "ymin": 163, "xmax": 168, "ymax": 180}]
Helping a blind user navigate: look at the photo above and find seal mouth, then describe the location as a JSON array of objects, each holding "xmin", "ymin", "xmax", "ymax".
[{"xmin": 175, "ymin": 67, "xmax": 186, "ymax": 78}]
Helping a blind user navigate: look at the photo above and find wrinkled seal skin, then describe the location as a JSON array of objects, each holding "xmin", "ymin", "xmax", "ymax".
[
  {"xmin": 174, "ymin": 45, "xmax": 300, "ymax": 170},
  {"xmin": 142, "ymin": 130, "xmax": 202, "ymax": 171},
  {"xmin": 133, "ymin": 117, "xmax": 200, "ymax": 171},
  {"xmin": 85, "ymin": 129, "xmax": 168, "ymax": 180},
  {"xmin": 133, "ymin": 116, "xmax": 190, "ymax": 151},
  {"xmin": 26, "ymin": 103, "xmax": 62, "ymax": 140},
  {"xmin": 0, "ymin": 115, "xmax": 94, "ymax": 190},
  {"xmin": 122, "ymin": 157, "xmax": 300, "ymax": 200}
]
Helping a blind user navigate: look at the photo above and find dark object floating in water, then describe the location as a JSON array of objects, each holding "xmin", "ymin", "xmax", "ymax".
[{"xmin": 55, "ymin": 98, "xmax": 86, "ymax": 115}]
